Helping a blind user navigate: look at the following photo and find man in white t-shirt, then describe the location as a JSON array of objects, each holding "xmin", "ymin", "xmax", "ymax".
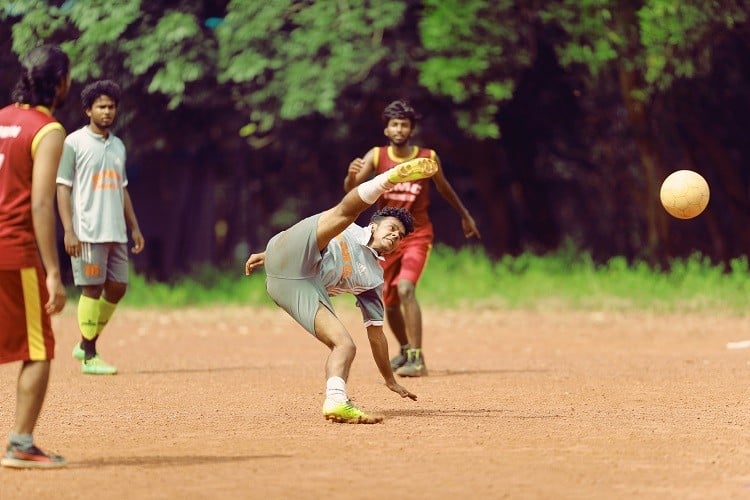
[{"xmin": 56, "ymin": 80, "xmax": 144, "ymax": 375}]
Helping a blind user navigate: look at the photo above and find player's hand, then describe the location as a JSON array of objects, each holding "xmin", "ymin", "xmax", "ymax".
[
  {"xmin": 131, "ymin": 229, "xmax": 145, "ymax": 254},
  {"xmin": 63, "ymin": 230, "xmax": 81, "ymax": 257},
  {"xmin": 462, "ymin": 215, "xmax": 481, "ymax": 239},
  {"xmin": 385, "ymin": 380, "xmax": 417, "ymax": 401},
  {"xmin": 347, "ymin": 158, "xmax": 365, "ymax": 178},
  {"xmin": 245, "ymin": 252, "xmax": 265, "ymax": 275},
  {"xmin": 44, "ymin": 273, "xmax": 66, "ymax": 315}
]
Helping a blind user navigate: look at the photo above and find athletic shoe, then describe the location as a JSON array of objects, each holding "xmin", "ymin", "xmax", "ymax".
[
  {"xmin": 1, "ymin": 443, "xmax": 66, "ymax": 469},
  {"xmin": 82, "ymin": 355, "xmax": 117, "ymax": 375},
  {"xmin": 71, "ymin": 342, "xmax": 85, "ymax": 361},
  {"xmin": 322, "ymin": 400, "xmax": 383, "ymax": 424},
  {"xmin": 390, "ymin": 345, "xmax": 410, "ymax": 370},
  {"xmin": 395, "ymin": 348, "xmax": 428, "ymax": 377},
  {"xmin": 387, "ymin": 157, "xmax": 438, "ymax": 183}
]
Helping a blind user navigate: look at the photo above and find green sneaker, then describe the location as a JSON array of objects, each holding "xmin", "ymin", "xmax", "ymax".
[
  {"xmin": 82, "ymin": 355, "xmax": 117, "ymax": 375},
  {"xmin": 71, "ymin": 342, "xmax": 85, "ymax": 361},
  {"xmin": 395, "ymin": 348, "xmax": 428, "ymax": 377},
  {"xmin": 386, "ymin": 157, "xmax": 438, "ymax": 183},
  {"xmin": 390, "ymin": 344, "xmax": 410, "ymax": 370},
  {"xmin": 322, "ymin": 400, "xmax": 383, "ymax": 424}
]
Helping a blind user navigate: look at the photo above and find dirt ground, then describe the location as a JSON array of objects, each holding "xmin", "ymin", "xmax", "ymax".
[{"xmin": 1, "ymin": 305, "xmax": 750, "ymax": 499}]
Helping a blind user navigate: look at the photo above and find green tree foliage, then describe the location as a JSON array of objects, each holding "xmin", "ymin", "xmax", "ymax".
[
  {"xmin": 217, "ymin": 0, "xmax": 406, "ymax": 136},
  {"xmin": 418, "ymin": 0, "xmax": 534, "ymax": 138},
  {"xmin": 5, "ymin": 0, "xmax": 217, "ymax": 109},
  {"xmin": 541, "ymin": 0, "xmax": 748, "ymax": 97},
  {"xmin": 2, "ymin": 1, "xmax": 749, "ymax": 279}
]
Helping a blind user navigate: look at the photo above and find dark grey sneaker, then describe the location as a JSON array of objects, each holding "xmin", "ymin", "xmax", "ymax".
[
  {"xmin": 390, "ymin": 345, "xmax": 410, "ymax": 370},
  {"xmin": 395, "ymin": 348, "xmax": 428, "ymax": 377}
]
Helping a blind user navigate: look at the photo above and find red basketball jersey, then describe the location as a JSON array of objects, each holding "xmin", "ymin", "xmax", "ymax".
[
  {"xmin": 0, "ymin": 104, "xmax": 62, "ymax": 269},
  {"xmin": 374, "ymin": 145, "xmax": 436, "ymax": 229}
]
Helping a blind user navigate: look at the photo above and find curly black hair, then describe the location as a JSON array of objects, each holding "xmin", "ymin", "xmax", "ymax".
[
  {"xmin": 81, "ymin": 80, "xmax": 121, "ymax": 109},
  {"xmin": 370, "ymin": 206, "xmax": 414, "ymax": 236},
  {"xmin": 381, "ymin": 99, "xmax": 420, "ymax": 127}
]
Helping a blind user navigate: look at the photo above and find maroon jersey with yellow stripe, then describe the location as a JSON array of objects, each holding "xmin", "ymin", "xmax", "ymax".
[
  {"xmin": 374, "ymin": 145, "xmax": 436, "ymax": 229},
  {"xmin": 0, "ymin": 104, "xmax": 62, "ymax": 269}
]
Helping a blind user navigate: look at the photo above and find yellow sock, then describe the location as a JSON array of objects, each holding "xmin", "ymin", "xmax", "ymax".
[
  {"xmin": 77, "ymin": 295, "xmax": 100, "ymax": 340},
  {"xmin": 97, "ymin": 298, "xmax": 118, "ymax": 335}
]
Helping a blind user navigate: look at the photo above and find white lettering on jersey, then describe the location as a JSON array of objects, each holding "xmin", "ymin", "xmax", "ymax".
[{"xmin": 0, "ymin": 125, "xmax": 22, "ymax": 138}]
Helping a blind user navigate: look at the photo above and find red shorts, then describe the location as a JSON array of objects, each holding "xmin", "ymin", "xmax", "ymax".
[
  {"xmin": 0, "ymin": 267, "xmax": 55, "ymax": 364},
  {"xmin": 381, "ymin": 224, "xmax": 433, "ymax": 306}
]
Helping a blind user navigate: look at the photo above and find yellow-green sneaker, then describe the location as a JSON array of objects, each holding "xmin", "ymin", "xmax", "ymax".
[
  {"xmin": 71, "ymin": 342, "xmax": 85, "ymax": 361},
  {"xmin": 82, "ymin": 355, "xmax": 117, "ymax": 375},
  {"xmin": 322, "ymin": 400, "xmax": 383, "ymax": 424},
  {"xmin": 386, "ymin": 157, "xmax": 438, "ymax": 183}
]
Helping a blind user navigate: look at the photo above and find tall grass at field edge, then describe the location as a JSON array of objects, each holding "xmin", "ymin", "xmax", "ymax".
[{"xmin": 106, "ymin": 245, "xmax": 750, "ymax": 313}]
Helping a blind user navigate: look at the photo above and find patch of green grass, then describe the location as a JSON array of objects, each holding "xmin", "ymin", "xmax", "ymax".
[{"xmin": 108, "ymin": 246, "xmax": 750, "ymax": 313}]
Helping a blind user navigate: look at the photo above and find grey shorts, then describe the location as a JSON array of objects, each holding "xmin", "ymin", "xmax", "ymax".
[
  {"xmin": 71, "ymin": 242, "xmax": 129, "ymax": 286},
  {"xmin": 264, "ymin": 214, "xmax": 333, "ymax": 336}
]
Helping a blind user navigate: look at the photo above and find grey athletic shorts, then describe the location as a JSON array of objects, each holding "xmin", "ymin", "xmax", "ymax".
[
  {"xmin": 71, "ymin": 242, "xmax": 129, "ymax": 286},
  {"xmin": 264, "ymin": 214, "xmax": 334, "ymax": 336}
]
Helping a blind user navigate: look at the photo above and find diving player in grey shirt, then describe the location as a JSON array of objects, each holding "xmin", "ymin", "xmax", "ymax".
[{"xmin": 245, "ymin": 156, "xmax": 438, "ymax": 423}]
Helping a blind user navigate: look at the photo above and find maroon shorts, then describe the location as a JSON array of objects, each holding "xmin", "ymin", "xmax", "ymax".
[
  {"xmin": 381, "ymin": 224, "xmax": 433, "ymax": 306},
  {"xmin": 0, "ymin": 267, "xmax": 55, "ymax": 364}
]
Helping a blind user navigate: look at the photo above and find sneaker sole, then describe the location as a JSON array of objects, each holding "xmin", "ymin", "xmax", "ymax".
[
  {"xmin": 388, "ymin": 158, "xmax": 438, "ymax": 183},
  {"xmin": 1, "ymin": 457, "xmax": 66, "ymax": 469},
  {"xmin": 324, "ymin": 413, "xmax": 383, "ymax": 424},
  {"xmin": 82, "ymin": 368, "xmax": 118, "ymax": 375},
  {"xmin": 396, "ymin": 366, "xmax": 428, "ymax": 377}
]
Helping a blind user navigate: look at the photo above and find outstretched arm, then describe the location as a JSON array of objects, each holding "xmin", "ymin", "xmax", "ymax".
[
  {"xmin": 432, "ymin": 154, "xmax": 481, "ymax": 239},
  {"xmin": 366, "ymin": 324, "xmax": 417, "ymax": 401}
]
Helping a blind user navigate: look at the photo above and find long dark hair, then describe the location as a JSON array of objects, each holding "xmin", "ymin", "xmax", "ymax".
[{"xmin": 11, "ymin": 44, "xmax": 70, "ymax": 107}]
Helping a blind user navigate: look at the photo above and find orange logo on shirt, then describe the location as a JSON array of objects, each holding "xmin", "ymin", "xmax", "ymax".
[
  {"xmin": 92, "ymin": 169, "xmax": 121, "ymax": 190},
  {"xmin": 338, "ymin": 237, "xmax": 353, "ymax": 279}
]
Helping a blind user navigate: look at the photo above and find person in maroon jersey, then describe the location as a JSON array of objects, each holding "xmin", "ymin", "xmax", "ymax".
[
  {"xmin": 344, "ymin": 99, "xmax": 481, "ymax": 377},
  {"xmin": 0, "ymin": 44, "xmax": 70, "ymax": 469}
]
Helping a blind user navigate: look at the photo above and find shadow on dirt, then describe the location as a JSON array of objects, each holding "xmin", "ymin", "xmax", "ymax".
[
  {"xmin": 68, "ymin": 454, "xmax": 291, "ymax": 469},
  {"xmin": 429, "ymin": 368, "xmax": 552, "ymax": 376},
  {"xmin": 382, "ymin": 408, "xmax": 565, "ymax": 419}
]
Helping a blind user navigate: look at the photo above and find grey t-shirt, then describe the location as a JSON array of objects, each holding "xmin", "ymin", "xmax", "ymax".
[
  {"xmin": 264, "ymin": 215, "xmax": 386, "ymax": 334},
  {"xmin": 56, "ymin": 126, "xmax": 128, "ymax": 243}
]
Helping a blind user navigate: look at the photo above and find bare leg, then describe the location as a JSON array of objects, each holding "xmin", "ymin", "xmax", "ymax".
[
  {"xmin": 313, "ymin": 305, "xmax": 357, "ymax": 382},
  {"xmin": 315, "ymin": 305, "xmax": 382, "ymax": 423},
  {"xmin": 315, "ymin": 185, "xmax": 373, "ymax": 251},
  {"xmin": 385, "ymin": 304, "xmax": 410, "ymax": 346},
  {"xmin": 13, "ymin": 361, "xmax": 50, "ymax": 435},
  {"xmin": 397, "ymin": 279, "xmax": 422, "ymax": 348}
]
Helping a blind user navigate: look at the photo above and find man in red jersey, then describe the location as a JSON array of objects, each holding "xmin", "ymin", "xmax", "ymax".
[
  {"xmin": 344, "ymin": 99, "xmax": 481, "ymax": 377},
  {"xmin": 0, "ymin": 44, "xmax": 70, "ymax": 469}
]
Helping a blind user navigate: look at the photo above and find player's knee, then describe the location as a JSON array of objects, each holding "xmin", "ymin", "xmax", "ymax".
[
  {"xmin": 396, "ymin": 280, "xmax": 416, "ymax": 300},
  {"xmin": 103, "ymin": 281, "xmax": 127, "ymax": 303}
]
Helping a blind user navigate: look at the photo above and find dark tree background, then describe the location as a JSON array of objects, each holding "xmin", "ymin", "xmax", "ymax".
[{"xmin": 1, "ymin": 0, "xmax": 748, "ymax": 281}]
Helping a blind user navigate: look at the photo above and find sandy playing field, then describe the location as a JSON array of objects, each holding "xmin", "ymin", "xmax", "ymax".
[{"xmin": 1, "ymin": 305, "xmax": 749, "ymax": 499}]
